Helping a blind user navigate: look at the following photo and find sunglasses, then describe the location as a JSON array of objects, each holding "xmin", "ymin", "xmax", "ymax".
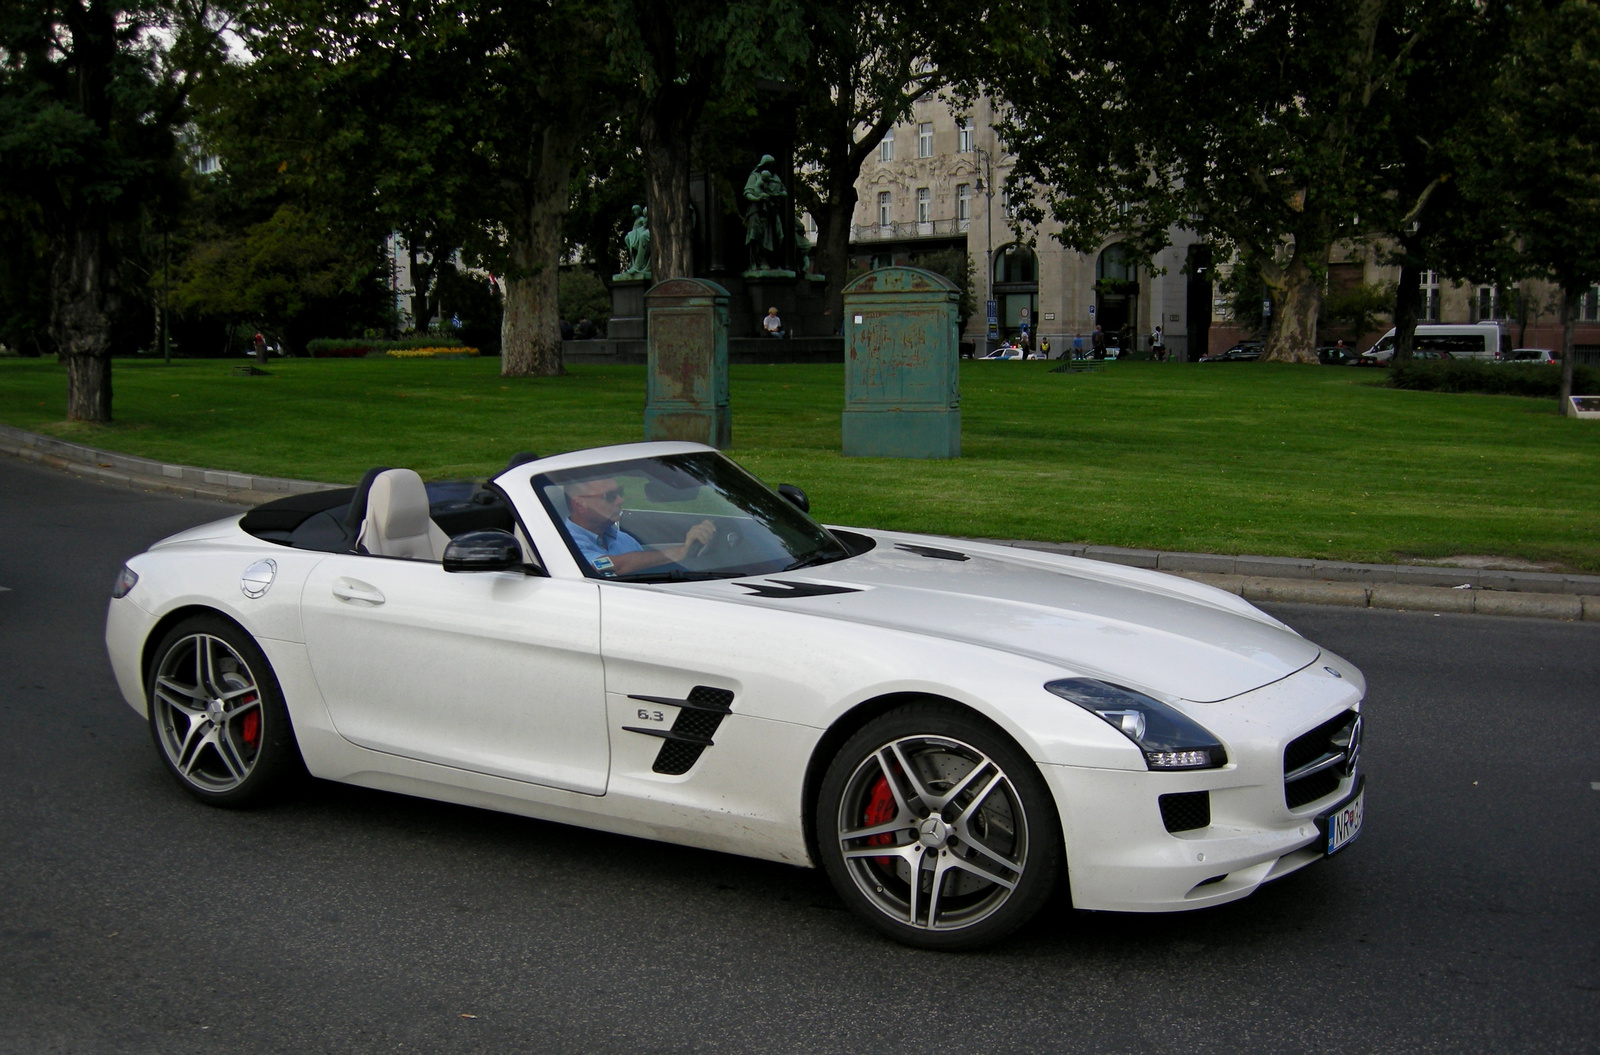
[{"xmin": 579, "ymin": 488, "xmax": 624, "ymax": 503}]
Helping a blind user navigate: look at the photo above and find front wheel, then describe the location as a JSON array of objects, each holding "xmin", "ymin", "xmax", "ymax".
[
  {"xmin": 816, "ymin": 702, "xmax": 1063, "ymax": 950},
  {"xmin": 146, "ymin": 615, "xmax": 303, "ymax": 807}
]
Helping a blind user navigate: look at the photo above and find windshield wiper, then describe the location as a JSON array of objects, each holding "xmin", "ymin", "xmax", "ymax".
[
  {"xmin": 782, "ymin": 550, "xmax": 846, "ymax": 572},
  {"xmin": 624, "ymin": 569, "xmax": 736, "ymax": 583}
]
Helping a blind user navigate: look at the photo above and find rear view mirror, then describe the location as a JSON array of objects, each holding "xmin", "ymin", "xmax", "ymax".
[{"xmin": 443, "ymin": 530, "xmax": 524, "ymax": 573}]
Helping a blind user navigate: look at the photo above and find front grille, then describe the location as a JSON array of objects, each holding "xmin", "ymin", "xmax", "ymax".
[
  {"xmin": 1160, "ymin": 791, "xmax": 1211, "ymax": 832},
  {"xmin": 1284, "ymin": 710, "xmax": 1359, "ymax": 809}
]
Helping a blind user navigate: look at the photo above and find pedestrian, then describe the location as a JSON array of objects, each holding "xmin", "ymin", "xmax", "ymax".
[
  {"xmin": 252, "ymin": 331, "xmax": 267, "ymax": 364},
  {"xmin": 1091, "ymin": 325, "xmax": 1105, "ymax": 359},
  {"xmin": 1040, "ymin": 336, "xmax": 1052, "ymax": 359},
  {"xmin": 762, "ymin": 307, "xmax": 785, "ymax": 338},
  {"xmin": 574, "ymin": 317, "xmax": 597, "ymax": 340},
  {"xmin": 1152, "ymin": 325, "xmax": 1165, "ymax": 362},
  {"xmin": 1073, "ymin": 334, "xmax": 1084, "ymax": 359}
]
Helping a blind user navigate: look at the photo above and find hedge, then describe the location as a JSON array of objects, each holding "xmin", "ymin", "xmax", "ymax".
[
  {"xmin": 306, "ymin": 336, "xmax": 468, "ymax": 358},
  {"xmin": 1387, "ymin": 359, "xmax": 1600, "ymax": 398}
]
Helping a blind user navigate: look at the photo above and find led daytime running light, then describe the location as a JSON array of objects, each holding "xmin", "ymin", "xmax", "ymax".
[
  {"xmin": 1045, "ymin": 677, "xmax": 1227, "ymax": 771},
  {"xmin": 111, "ymin": 565, "xmax": 139, "ymax": 599}
]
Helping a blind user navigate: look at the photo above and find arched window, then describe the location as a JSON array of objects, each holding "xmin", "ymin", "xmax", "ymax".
[
  {"xmin": 1096, "ymin": 244, "xmax": 1138, "ymax": 284},
  {"xmin": 993, "ymin": 244, "xmax": 1036, "ymax": 284}
]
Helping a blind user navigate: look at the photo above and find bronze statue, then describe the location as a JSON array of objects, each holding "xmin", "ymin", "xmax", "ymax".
[
  {"xmin": 742, "ymin": 155, "xmax": 788, "ymax": 272},
  {"xmin": 618, "ymin": 205, "xmax": 651, "ymax": 280}
]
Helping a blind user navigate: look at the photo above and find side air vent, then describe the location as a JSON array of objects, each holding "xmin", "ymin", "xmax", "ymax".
[
  {"xmin": 623, "ymin": 686, "xmax": 735, "ymax": 775},
  {"xmin": 1159, "ymin": 791, "xmax": 1211, "ymax": 833}
]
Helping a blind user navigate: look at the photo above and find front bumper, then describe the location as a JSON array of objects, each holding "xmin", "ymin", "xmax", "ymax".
[{"xmin": 1042, "ymin": 761, "xmax": 1360, "ymax": 912}]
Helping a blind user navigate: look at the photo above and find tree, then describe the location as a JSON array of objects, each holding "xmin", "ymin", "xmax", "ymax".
[
  {"xmin": 0, "ymin": 0, "xmax": 225, "ymax": 420},
  {"xmin": 1482, "ymin": 0, "xmax": 1600, "ymax": 411},
  {"xmin": 612, "ymin": 0, "xmax": 809, "ymax": 281},
  {"xmin": 993, "ymin": 0, "xmax": 1424, "ymax": 363},
  {"xmin": 1320, "ymin": 281, "xmax": 1395, "ymax": 349},
  {"xmin": 211, "ymin": 0, "xmax": 622, "ymax": 377}
]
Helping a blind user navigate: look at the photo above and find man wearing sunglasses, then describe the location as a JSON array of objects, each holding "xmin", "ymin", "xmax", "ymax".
[{"xmin": 563, "ymin": 478, "xmax": 716, "ymax": 576}]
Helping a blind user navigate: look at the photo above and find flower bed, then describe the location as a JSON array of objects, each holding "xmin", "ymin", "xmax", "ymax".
[
  {"xmin": 306, "ymin": 337, "xmax": 471, "ymax": 358},
  {"xmin": 385, "ymin": 347, "xmax": 481, "ymax": 359}
]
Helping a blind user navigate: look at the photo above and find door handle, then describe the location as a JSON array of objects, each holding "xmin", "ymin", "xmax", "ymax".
[{"xmin": 332, "ymin": 579, "xmax": 385, "ymax": 606}]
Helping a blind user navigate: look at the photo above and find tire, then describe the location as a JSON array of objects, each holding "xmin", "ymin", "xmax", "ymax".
[
  {"xmin": 816, "ymin": 701, "xmax": 1063, "ymax": 950},
  {"xmin": 146, "ymin": 615, "xmax": 304, "ymax": 807}
]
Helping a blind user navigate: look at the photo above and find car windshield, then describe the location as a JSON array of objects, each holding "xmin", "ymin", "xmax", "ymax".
[{"xmin": 533, "ymin": 452, "xmax": 851, "ymax": 582}]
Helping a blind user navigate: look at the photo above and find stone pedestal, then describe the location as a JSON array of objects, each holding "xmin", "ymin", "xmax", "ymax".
[
  {"xmin": 644, "ymin": 278, "xmax": 731, "ymax": 449},
  {"xmin": 742, "ymin": 273, "xmax": 801, "ymax": 340},
  {"xmin": 607, "ymin": 278, "xmax": 650, "ymax": 340},
  {"xmin": 841, "ymin": 267, "xmax": 961, "ymax": 459}
]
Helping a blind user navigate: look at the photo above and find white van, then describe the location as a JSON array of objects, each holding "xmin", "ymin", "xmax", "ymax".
[{"xmin": 1363, "ymin": 323, "xmax": 1508, "ymax": 362}]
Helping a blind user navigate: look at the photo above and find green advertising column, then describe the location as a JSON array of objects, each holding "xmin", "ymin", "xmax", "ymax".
[
  {"xmin": 841, "ymin": 266, "xmax": 961, "ymax": 458},
  {"xmin": 644, "ymin": 277, "xmax": 731, "ymax": 449}
]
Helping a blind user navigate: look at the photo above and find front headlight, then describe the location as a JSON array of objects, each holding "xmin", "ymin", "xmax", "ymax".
[{"xmin": 1045, "ymin": 678, "xmax": 1228, "ymax": 770}]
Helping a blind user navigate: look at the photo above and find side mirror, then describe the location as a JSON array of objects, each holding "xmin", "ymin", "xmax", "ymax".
[
  {"xmin": 443, "ymin": 529, "xmax": 524, "ymax": 573},
  {"xmin": 777, "ymin": 484, "xmax": 809, "ymax": 513}
]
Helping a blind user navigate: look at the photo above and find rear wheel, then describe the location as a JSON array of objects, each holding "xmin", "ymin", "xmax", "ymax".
[
  {"xmin": 817, "ymin": 702, "xmax": 1063, "ymax": 950},
  {"xmin": 146, "ymin": 615, "xmax": 302, "ymax": 807}
]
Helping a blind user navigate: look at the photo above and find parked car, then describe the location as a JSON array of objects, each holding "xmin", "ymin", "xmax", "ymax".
[
  {"xmin": 106, "ymin": 442, "xmax": 1367, "ymax": 950},
  {"xmin": 1199, "ymin": 342, "xmax": 1262, "ymax": 362},
  {"xmin": 1497, "ymin": 348, "xmax": 1558, "ymax": 365},
  {"xmin": 1316, "ymin": 346, "xmax": 1359, "ymax": 366}
]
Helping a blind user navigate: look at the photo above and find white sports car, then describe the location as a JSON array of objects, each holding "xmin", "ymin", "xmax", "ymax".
[{"xmin": 105, "ymin": 441, "xmax": 1365, "ymax": 949}]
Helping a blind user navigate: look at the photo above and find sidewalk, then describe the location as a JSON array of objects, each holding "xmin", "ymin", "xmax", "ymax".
[{"xmin": 5, "ymin": 422, "xmax": 1597, "ymax": 622}]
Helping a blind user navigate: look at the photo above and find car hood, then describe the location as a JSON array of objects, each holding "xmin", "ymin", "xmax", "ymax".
[{"xmin": 678, "ymin": 534, "xmax": 1319, "ymax": 703}]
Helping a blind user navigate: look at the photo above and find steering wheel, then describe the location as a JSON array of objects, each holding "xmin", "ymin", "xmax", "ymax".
[{"xmin": 680, "ymin": 522, "xmax": 740, "ymax": 570}]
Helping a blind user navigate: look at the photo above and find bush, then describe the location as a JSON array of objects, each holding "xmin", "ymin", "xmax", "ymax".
[
  {"xmin": 306, "ymin": 336, "xmax": 467, "ymax": 358},
  {"xmin": 1387, "ymin": 359, "xmax": 1600, "ymax": 397}
]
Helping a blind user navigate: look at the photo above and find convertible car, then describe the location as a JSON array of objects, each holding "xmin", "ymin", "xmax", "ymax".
[{"xmin": 106, "ymin": 442, "xmax": 1365, "ymax": 950}]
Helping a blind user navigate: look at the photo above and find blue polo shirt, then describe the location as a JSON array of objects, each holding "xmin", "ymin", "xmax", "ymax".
[{"xmin": 565, "ymin": 518, "xmax": 644, "ymax": 574}]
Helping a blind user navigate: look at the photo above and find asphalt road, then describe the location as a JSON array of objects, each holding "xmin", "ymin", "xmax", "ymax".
[{"xmin": 1, "ymin": 456, "xmax": 1597, "ymax": 1054}]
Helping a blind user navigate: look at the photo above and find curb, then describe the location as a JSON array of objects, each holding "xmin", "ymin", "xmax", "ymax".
[
  {"xmin": 5, "ymin": 424, "xmax": 1598, "ymax": 623},
  {"xmin": 1167, "ymin": 571, "xmax": 1598, "ymax": 623},
  {"xmin": 0, "ymin": 423, "xmax": 337, "ymax": 505}
]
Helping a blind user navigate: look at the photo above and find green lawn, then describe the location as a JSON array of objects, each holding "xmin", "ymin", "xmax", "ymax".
[{"xmin": 3, "ymin": 355, "xmax": 1598, "ymax": 569}]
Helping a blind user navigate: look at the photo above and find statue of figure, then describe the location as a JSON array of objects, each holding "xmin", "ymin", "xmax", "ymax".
[
  {"xmin": 619, "ymin": 205, "xmax": 651, "ymax": 280},
  {"xmin": 742, "ymin": 155, "xmax": 789, "ymax": 272},
  {"xmin": 794, "ymin": 217, "xmax": 815, "ymax": 277}
]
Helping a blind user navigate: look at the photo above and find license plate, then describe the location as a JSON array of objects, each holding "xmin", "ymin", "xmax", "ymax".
[{"xmin": 1322, "ymin": 787, "xmax": 1364, "ymax": 856}]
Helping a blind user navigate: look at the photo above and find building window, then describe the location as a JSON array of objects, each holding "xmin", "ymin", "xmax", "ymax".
[
  {"xmin": 1475, "ymin": 284, "xmax": 1510, "ymax": 321},
  {"xmin": 1581, "ymin": 286, "xmax": 1599, "ymax": 323},
  {"xmin": 916, "ymin": 187, "xmax": 931, "ymax": 222},
  {"xmin": 877, "ymin": 191, "xmax": 892, "ymax": 227},
  {"xmin": 872, "ymin": 253, "xmax": 893, "ymax": 269},
  {"xmin": 918, "ymin": 122, "xmax": 933, "ymax": 158},
  {"xmin": 879, "ymin": 128, "xmax": 894, "ymax": 162},
  {"xmin": 956, "ymin": 183, "xmax": 971, "ymax": 224},
  {"xmin": 958, "ymin": 118, "xmax": 974, "ymax": 153},
  {"xmin": 1421, "ymin": 270, "xmax": 1441, "ymax": 322}
]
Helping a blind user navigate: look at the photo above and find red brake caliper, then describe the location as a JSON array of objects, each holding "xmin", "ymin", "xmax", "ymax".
[
  {"xmin": 240, "ymin": 696, "xmax": 260, "ymax": 748},
  {"xmin": 863, "ymin": 775, "xmax": 897, "ymax": 867}
]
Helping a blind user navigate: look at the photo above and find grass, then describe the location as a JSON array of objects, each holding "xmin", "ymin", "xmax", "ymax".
[{"xmin": 3, "ymin": 355, "xmax": 1599, "ymax": 570}]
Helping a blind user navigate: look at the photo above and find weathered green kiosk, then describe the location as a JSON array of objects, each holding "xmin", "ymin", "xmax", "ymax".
[
  {"xmin": 644, "ymin": 277, "xmax": 731, "ymax": 449},
  {"xmin": 840, "ymin": 267, "xmax": 961, "ymax": 458}
]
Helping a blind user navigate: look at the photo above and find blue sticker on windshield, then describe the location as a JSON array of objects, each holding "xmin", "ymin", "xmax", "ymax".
[{"xmin": 592, "ymin": 555, "xmax": 614, "ymax": 570}]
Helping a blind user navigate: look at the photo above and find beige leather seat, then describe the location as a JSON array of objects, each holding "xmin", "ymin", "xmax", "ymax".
[{"xmin": 356, "ymin": 469, "xmax": 450, "ymax": 560}]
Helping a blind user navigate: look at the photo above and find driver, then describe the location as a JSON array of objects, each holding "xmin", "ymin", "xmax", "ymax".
[{"xmin": 563, "ymin": 477, "xmax": 715, "ymax": 575}]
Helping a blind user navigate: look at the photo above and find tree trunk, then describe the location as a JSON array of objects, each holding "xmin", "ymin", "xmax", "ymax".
[
  {"xmin": 1260, "ymin": 248, "xmax": 1323, "ymax": 363},
  {"xmin": 812, "ymin": 173, "xmax": 859, "ymax": 336},
  {"xmin": 1560, "ymin": 285, "xmax": 1577, "ymax": 415},
  {"xmin": 640, "ymin": 97, "xmax": 700, "ymax": 281},
  {"xmin": 1392, "ymin": 258, "xmax": 1422, "ymax": 362},
  {"xmin": 51, "ymin": 218, "xmax": 115, "ymax": 422},
  {"xmin": 501, "ymin": 132, "xmax": 577, "ymax": 378}
]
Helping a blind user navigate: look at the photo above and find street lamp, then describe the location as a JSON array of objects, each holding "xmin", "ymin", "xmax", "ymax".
[{"xmin": 974, "ymin": 146, "xmax": 995, "ymax": 351}]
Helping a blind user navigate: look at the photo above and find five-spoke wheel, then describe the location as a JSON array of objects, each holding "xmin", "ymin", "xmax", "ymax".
[
  {"xmin": 147, "ymin": 616, "xmax": 301, "ymax": 806},
  {"xmin": 818, "ymin": 702, "xmax": 1062, "ymax": 950}
]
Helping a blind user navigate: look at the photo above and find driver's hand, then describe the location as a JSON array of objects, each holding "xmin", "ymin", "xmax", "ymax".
[{"xmin": 683, "ymin": 520, "xmax": 716, "ymax": 555}]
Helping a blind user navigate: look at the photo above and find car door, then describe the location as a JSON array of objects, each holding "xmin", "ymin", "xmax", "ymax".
[{"xmin": 300, "ymin": 554, "xmax": 608, "ymax": 795}]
